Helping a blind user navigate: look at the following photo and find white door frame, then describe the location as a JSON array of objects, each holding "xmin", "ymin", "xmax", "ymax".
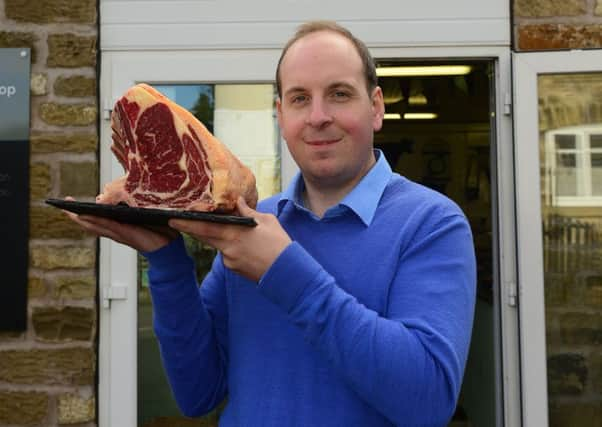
[
  {"xmin": 99, "ymin": 45, "xmax": 519, "ymax": 427},
  {"xmin": 513, "ymin": 49, "xmax": 602, "ymax": 427},
  {"xmin": 98, "ymin": 48, "xmax": 283, "ymax": 427}
]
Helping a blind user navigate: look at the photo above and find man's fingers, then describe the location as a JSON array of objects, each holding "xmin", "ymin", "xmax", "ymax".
[
  {"xmin": 169, "ymin": 218, "xmax": 205, "ymax": 234},
  {"xmin": 61, "ymin": 197, "xmax": 176, "ymax": 252},
  {"xmin": 169, "ymin": 219, "xmax": 229, "ymax": 238},
  {"xmin": 145, "ymin": 224, "xmax": 181, "ymax": 240},
  {"xmin": 169, "ymin": 219, "xmax": 243, "ymax": 252},
  {"xmin": 68, "ymin": 214, "xmax": 118, "ymax": 240},
  {"xmin": 236, "ymin": 197, "xmax": 255, "ymax": 217}
]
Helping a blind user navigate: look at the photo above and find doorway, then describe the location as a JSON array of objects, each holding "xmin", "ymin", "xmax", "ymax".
[
  {"xmin": 99, "ymin": 49, "xmax": 517, "ymax": 427},
  {"xmin": 375, "ymin": 59, "xmax": 498, "ymax": 427}
]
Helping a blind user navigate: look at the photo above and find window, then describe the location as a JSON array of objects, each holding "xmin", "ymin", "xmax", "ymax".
[{"xmin": 545, "ymin": 124, "xmax": 602, "ymax": 206}]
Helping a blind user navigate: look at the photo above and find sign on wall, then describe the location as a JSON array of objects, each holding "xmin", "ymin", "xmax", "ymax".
[{"xmin": 0, "ymin": 48, "xmax": 30, "ymax": 331}]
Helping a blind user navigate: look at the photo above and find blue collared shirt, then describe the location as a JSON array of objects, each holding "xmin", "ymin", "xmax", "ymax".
[{"xmin": 276, "ymin": 150, "xmax": 393, "ymax": 226}]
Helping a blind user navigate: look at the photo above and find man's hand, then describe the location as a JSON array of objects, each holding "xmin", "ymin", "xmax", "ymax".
[
  {"xmin": 64, "ymin": 197, "xmax": 179, "ymax": 252},
  {"xmin": 168, "ymin": 197, "xmax": 292, "ymax": 282}
]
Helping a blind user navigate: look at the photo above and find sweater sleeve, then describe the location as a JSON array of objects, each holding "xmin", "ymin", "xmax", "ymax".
[
  {"xmin": 257, "ymin": 213, "xmax": 476, "ymax": 426},
  {"xmin": 143, "ymin": 237, "xmax": 228, "ymax": 417}
]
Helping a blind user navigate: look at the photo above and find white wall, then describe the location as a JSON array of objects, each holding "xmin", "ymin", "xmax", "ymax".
[{"xmin": 100, "ymin": 0, "xmax": 510, "ymax": 51}]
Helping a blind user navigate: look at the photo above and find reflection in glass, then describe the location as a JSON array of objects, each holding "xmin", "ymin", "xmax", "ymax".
[
  {"xmin": 154, "ymin": 85, "xmax": 215, "ymax": 132},
  {"xmin": 538, "ymin": 73, "xmax": 602, "ymax": 426},
  {"xmin": 546, "ymin": 125, "xmax": 602, "ymax": 205},
  {"xmin": 555, "ymin": 151, "xmax": 578, "ymax": 196},
  {"xmin": 591, "ymin": 135, "xmax": 602, "ymax": 196},
  {"xmin": 137, "ymin": 84, "xmax": 279, "ymax": 427}
]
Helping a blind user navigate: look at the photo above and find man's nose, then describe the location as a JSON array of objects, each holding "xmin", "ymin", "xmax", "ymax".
[{"xmin": 306, "ymin": 99, "xmax": 333, "ymax": 128}]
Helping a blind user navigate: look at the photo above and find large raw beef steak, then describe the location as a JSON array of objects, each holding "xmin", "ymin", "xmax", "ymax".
[{"xmin": 99, "ymin": 83, "xmax": 258, "ymax": 212}]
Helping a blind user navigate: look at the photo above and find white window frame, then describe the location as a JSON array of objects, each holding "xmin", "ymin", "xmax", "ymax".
[
  {"xmin": 513, "ymin": 49, "xmax": 602, "ymax": 427},
  {"xmin": 545, "ymin": 124, "xmax": 602, "ymax": 207},
  {"xmin": 99, "ymin": 46, "xmax": 519, "ymax": 427}
]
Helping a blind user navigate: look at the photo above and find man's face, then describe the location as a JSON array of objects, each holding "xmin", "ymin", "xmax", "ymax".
[{"xmin": 276, "ymin": 31, "xmax": 384, "ymax": 191}]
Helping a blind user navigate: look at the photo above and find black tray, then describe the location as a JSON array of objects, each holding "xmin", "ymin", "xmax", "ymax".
[{"xmin": 45, "ymin": 198, "xmax": 257, "ymax": 227}]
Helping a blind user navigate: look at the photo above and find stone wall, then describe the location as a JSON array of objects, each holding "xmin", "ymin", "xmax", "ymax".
[
  {"xmin": 514, "ymin": 0, "xmax": 602, "ymax": 49},
  {"xmin": 0, "ymin": 0, "xmax": 98, "ymax": 426}
]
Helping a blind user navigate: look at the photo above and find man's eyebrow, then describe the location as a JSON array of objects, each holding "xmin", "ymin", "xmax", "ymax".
[
  {"xmin": 283, "ymin": 82, "xmax": 358, "ymax": 97},
  {"xmin": 327, "ymin": 81, "xmax": 357, "ymax": 91},
  {"xmin": 282, "ymin": 86, "xmax": 306, "ymax": 98}
]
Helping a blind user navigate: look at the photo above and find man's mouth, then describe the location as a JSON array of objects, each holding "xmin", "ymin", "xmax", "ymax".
[{"xmin": 305, "ymin": 138, "xmax": 340, "ymax": 146}]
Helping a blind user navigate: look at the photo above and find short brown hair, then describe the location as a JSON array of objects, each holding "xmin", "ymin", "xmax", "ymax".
[{"xmin": 275, "ymin": 21, "xmax": 378, "ymax": 97}]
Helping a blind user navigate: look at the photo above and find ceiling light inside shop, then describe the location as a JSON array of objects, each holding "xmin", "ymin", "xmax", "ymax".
[
  {"xmin": 408, "ymin": 80, "xmax": 428, "ymax": 105},
  {"xmin": 408, "ymin": 93, "xmax": 428, "ymax": 105},
  {"xmin": 376, "ymin": 65, "xmax": 472, "ymax": 77},
  {"xmin": 380, "ymin": 79, "xmax": 404, "ymax": 104},
  {"xmin": 383, "ymin": 113, "xmax": 402, "ymax": 120},
  {"xmin": 404, "ymin": 112, "xmax": 438, "ymax": 120}
]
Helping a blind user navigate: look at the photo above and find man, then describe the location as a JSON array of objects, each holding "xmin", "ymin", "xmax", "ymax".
[{"xmin": 69, "ymin": 21, "xmax": 476, "ymax": 427}]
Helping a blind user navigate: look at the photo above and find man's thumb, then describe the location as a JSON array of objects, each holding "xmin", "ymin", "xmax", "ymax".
[{"xmin": 236, "ymin": 196, "xmax": 255, "ymax": 217}]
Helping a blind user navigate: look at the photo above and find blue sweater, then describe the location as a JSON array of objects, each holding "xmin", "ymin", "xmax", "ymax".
[{"xmin": 145, "ymin": 153, "xmax": 476, "ymax": 427}]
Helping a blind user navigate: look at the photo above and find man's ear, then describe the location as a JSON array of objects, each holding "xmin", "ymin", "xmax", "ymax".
[
  {"xmin": 371, "ymin": 86, "xmax": 385, "ymax": 132},
  {"xmin": 276, "ymin": 97, "xmax": 284, "ymax": 129}
]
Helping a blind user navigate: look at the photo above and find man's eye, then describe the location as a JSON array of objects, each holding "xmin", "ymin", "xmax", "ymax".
[
  {"xmin": 291, "ymin": 95, "xmax": 308, "ymax": 104},
  {"xmin": 333, "ymin": 91, "xmax": 350, "ymax": 100}
]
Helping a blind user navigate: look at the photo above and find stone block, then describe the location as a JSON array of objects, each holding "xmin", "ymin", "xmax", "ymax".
[
  {"xmin": 514, "ymin": 0, "xmax": 586, "ymax": 17},
  {"xmin": 559, "ymin": 312, "xmax": 602, "ymax": 345},
  {"xmin": 31, "ymin": 72, "xmax": 48, "ymax": 96},
  {"xmin": 592, "ymin": 350, "xmax": 602, "ymax": 393},
  {"xmin": 0, "ymin": 330, "xmax": 24, "ymax": 340},
  {"xmin": 0, "ymin": 391, "xmax": 48, "ymax": 425},
  {"xmin": 29, "ymin": 276, "xmax": 47, "ymax": 298},
  {"xmin": 545, "ymin": 310, "xmax": 562, "ymax": 347},
  {"xmin": 60, "ymin": 161, "xmax": 98, "ymax": 197},
  {"xmin": 47, "ymin": 34, "xmax": 96, "ymax": 68},
  {"xmin": 40, "ymin": 103, "xmax": 97, "ymax": 126},
  {"xmin": 33, "ymin": 306, "xmax": 94, "ymax": 342},
  {"xmin": 30, "ymin": 162, "xmax": 51, "ymax": 201},
  {"xmin": 549, "ymin": 401, "xmax": 602, "ymax": 427},
  {"xmin": 55, "ymin": 75, "xmax": 96, "ymax": 97},
  {"xmin": 55, "ymin": 275, "xmax": 96, "ymax": 299},
  {"xmin": 518, "ymin": 24, "xmax": 602, "ymax": 50},
  {"xmin": 597, "ymin": 0, "xmax": 602, "ymax": 15},
  {"xmin": 547, "ymin": 353, "xmax": 588, "ymax": 395},
  {"xmin": 6, "ymin": 0, "xmax": 96, "ymax": 24},
  {"xmin": 0, "ymin": 31, "xmax": 37, "ymax": 62},
  {"xmin": 30, "ymin": 245, "xmax": 95, "ymax": 270},
  {"xmin": 30, "ymin": 206, "xmax": 87, "ymax": 239},
  {"xmin": 585, "ymin": 275, "xmax": 602, "ymax": 308},
  {"xmin": 58, "ymin": 393, "xmax": 95, "ymax": 424},
  {"xmin": 0, "ymin": 347, "xmax": 95, "ymax": 385},
  {"xmin": 544, "ymin": 274, "xmax": 567, "ymax": 306},
  {"xmin": 31, "ymin": 132, "xmax": 98, "ymax": 153}
]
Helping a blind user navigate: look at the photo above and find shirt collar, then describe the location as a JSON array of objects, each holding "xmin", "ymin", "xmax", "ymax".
[{"xmin": 277, "ymin": 149, "xmax": 392, "ymax": 226}]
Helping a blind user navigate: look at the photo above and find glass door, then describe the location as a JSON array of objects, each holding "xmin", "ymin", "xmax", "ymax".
[
  {"xmin": 98, "ymin": 49, "xmax": 284, "ymax": 427},
  {"xmin": 513, "ymin": 49, "xmax": 602, "ymax": 427}
]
